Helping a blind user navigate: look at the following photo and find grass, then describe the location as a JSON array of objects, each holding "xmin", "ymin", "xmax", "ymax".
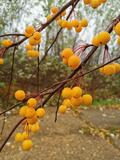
[{"xmin": 93, "ymin": 98, "xmax": 120, "ymax": 106}]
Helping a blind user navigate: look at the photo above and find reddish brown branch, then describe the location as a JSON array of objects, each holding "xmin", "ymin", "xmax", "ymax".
[{"xmin": 0, "ymin": 33, "xmax": 25, "ymax": 38}]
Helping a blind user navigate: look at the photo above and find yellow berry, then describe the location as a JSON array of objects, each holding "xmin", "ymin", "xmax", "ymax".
[
  {"xmin": 114, "ymin": 22, "xmax": 120, "ymax": 36},
  {"xmin": 25, "ymin": 26, "xmax": 35, "ymax": 35},
  {"xmin": 22, "ymin": 139, "xmax": 33, "ymax": 151},
  {"xmin": 47, "ymin": 15, "xmax": 52, "ymax": 21},
  {"xmin": 36, "ymin": 108, "xmax": 46, "ymax": 118},
  {"xmin": 19, "ymin": 105, "xmax": 28, "ymax": 117},
  {"xmin": 61, "ymin": 10, "xmax": 66, "ymax": 16},
  {"xmin": 25, "ymin": 108, "xmax": 36, "ymax": 118},
  {"xmin": 24, "ymin": 32, "xmax": 32, "ymax": 38},
  {"xmin": 0, "ymin": 58, "xmax": 4, "ymax": 65},
  {"xmin": 117, "ymin": 37, "xmax": 120, "ymax": 45},
  {"xmin": 63, "ymin": 58, "xmax": 68, "ymax": 65},
  {"xmin": 114, "ymin": 63, "xmax": 120, "ymax": 73},
  {"xmin": 59, "ymin": 105, "xmax": 67, "ymax": 113},
  {"xmin": 83, "ymin": 0, "xmax": 91, "ymax": 4},
  {"xmin": 30, "ymin": 122, "xmax": 40, "ymax": 133},
  {"xmin": 15, "ymin": 90, "xmax": 25, "ymax": 101},
  {"xmin": 25, "ymin": 44, "xmax": 33, "ymax": 50},
  {"xmin": 51, "ymin": 6, "xmax": 59, "ymax": 14},
  {"xmin": 22, "ymin": 132, "xmax": 29, "ymax": 140},
  {"xmin": 75, "ymin": 23, "xmax": 82, "ymax": 33},
  {"xmin": 29, "ymin": 37, "xmax": 37, "ymax": 46},
  {"xmin": 80, "ymin": 19, "xmax": 88, "ymax": 27},
  {"xmin": 61, "ymin": 20, "xmax": 68, "ymax": 28},
  {"xmin": 71, "ymin": 20, "xmax": 79, "ymax": 27},
  {"xmin": 61, "ymin": 87, "xmax": 72, "ymax": 99},
  {"xmin": 15, "ymin": 133, "xmax": 24, "ymax": 142},
  {"xmin": 66, "ymin": 22, "xmax": 73, "ymax": 30},
  {"xmin": 62, "ymin": 99, "xmax": 72, "ymax": 108},
  {"xmin": 57, "ymin": 19, "xmax": 63, "ymax": 27},
  {"xmin": 33, "ymin": 32, "xmax": 41, "ymax": 40},
  {"xmin": 103, "ymin": 64, "xmax": 116, "ymax": 75},
  {"xmin": 91, "ymin": 0, "xmax": 101, "ymax": 8},
  {"xmin": 61, "ymin": 48, "xmax": 74, "ymax": 59},
  {"xmin": 82, "ymin": 94, "xmax": 93, "ymax": 105},
  {"xmin": 27, "ymin": 98, "xmax": 37, "ymax": 108},
  {"xmin": 27, "ymin": 50, "xmax": 39, "ymax": 58},
  {"xmin": 71, "ymin": 97, "xmax": 83, "ymax": 106},
  {"xmin": 92, "ymin": 35, "xmax": 100, "ymax": 46},
  {"xmin": 72, "ymin": 86, "xmax": 82, "ymax": 98},
  {"xmin": 98, "ymin": 31, "xmax": 110, "ymax": 45},
  {"xmin": 68, "ymin": 55, "xmax": 80, "ymax": 70},
  {"xmin": 2, "ymin": 39, "xmax": 13, "ymax": 47},
  {"xmin": 27, "ymin": 115, "xmax": 38, "ymax": 124}
]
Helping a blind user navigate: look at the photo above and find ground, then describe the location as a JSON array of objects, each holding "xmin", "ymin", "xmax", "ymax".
[{"xmin": 0, "ymin": 106, "xmax": 120, "ymax": 160}]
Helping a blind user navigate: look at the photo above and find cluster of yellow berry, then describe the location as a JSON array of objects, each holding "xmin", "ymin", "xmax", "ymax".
[
  {"xmin": 47, "ymin": 6, "xmax": 88, "ymax": 33},
  {"xmin": 47, "ymin": 6, "xmax": 66, "ymax": 21},
  {"xmin": 61, "ymin": 48, "xmax": 80, "ymax": 70},
  {"xmin": 92, "ymin": 31, "xmax": 110, "ymax": 46},
  {"xmin": 0, "ymin": 39, "xmax": 14, "ymax": 65},
  {"xmin": 114, "ymin": 22, "xmax": 120, "ymax": 45},
  {"xmin": 14, "ymin": 90, "xmax": 45, "ymax": 151},
  {"xmin": 2, "ymin": 39, "xmax": 13, "ymax": 47},
  {"xmin": 59, "ymin": 86, "xmax": 93, "ymax": 113},
  {"xmin": 57, "ymin": 18, "xmax": 88, "ymax": 32},
  {"xmin": 24, "ymin": 26, "xmax": 41, "ymax": 58},
  {"xmin": 83, "ymin": 0, "xmax": 107, "ymax": 9},
  {"xmin": 100, "ymin": 63, "xmax": 120, "ymax": 76}
]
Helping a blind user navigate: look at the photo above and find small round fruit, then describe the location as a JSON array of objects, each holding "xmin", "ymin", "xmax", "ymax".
[
  {"xmin": 19, "ymin": 105, "xmax": 28, "ymax": 117},
  {"xmin": 75, "ymin": 24, "xmax": 82, "ymax": 33},
  {"xmin": 98, "ymin": 31, "xmax": 110, "ymax": 45},
  {"xmin": 71, "ymin": 97, "xmax": 83, "ymax": 106},
  {"xmin": 22, "ymin": 139, "xmax": 33, "ymax": 151},
  {"xmin": 72, "ymin": 86, "xmax": 82, "ymax": 98},
  {"xmin": 33, "ymin": 32, "xmax": 41, "ymax": 40},
  {"xmin": 0, "ymin": 58, "xmax": 4, "ymax": 65},
  {"xmin": 92, "ymin": 35, "xmax": 100, "ymax": 46},
  {"xmin": 68, "ymin": 55, "xmax": 80, "ymax": 69},
  {"xmin": 58, "ymin": 105, "xmax": 67, "ymax": 113},
  {"xmin": 36, "ymin": 108, "xmax": 46, "ymax": 118},
  {"xmin": 51, "ymin": 6, "xmax": 59, "ymax": 14},
  {"xmin": 82, "ymin": 94, "xmax": 93, "ymax": 105},
  {"xmin": 114, "ymin": 22, "xmax": 120, "ymax": 36},
  {"xmin": 25, "ymin": 108, "xmax": 36, "ymax": 118},
  {"xmin": 114, "ymin": 63, "xmax": 120, "ymax": 73},
  {"xmin": 61, "ymin": 87, "xmax": 72, "ymax": 99},
  {"xmin": 2, "ymin": 39, "xmax": 13, "ymax": 47},
  {"xmin": 30, "ymin": 122, "xmax": 40, "ymax": 133},
  {"xmin": 103, "ymin": 64, "xmax": 116, "ymax": 75},
  {"xmin": 24, "ymin": 32, "xmax": 32, "ymax": 38},
  {"xmin": 63, "ymin": 58, "xmax": 68, "ymax": 65},
  {"xmin": 91, "ymin": 0, "xmax": 101, "ymax": 9},
  {"xmin": 71, "ymin": 20, "xmax": 79, "ymax": 27},
  {"xmin": 22, "ymin": 132, "xmax": 29, "ymax": 140},
  {"xmin": 25, "ymin": 44, "xmax": 33, "ymax": 50},
  {"xmin": 25, "ymin": 26, "xmax": 35, "ymax": 35},
  {"xmin": 27, "ymin": 115, "xmax": 38, "ymax": 124},
  {"xmin": 27, "ymin": 98, "xmax": 37, "ymax": 108},
  {"xmin": 27, "ymin": 50, "xmax": 39, "ymax": 58},
  {"xmin": 83, "ymin": 0, "xmax": 91, "ymax": 4},
  {"xmin": 15, "ymin": 133, "xmax": 23, "ymax": 142},
  {"xmin": 62, "ymin": 99, "xmax": 72, "ymax": 108},
  {"xmin": 61, "ymin": 48, "xmax": 74, "ymax": 59},
  {"xmin": 80, "ymin": 19, "xmax": 88, "ymax": 27},
  {"xmin": 15, "ymin": 90, "xmax": 25, "ymax": 101},
  {"xmin": 61, "ymin": 10, "xmax": 66, "ymax": 16}
]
